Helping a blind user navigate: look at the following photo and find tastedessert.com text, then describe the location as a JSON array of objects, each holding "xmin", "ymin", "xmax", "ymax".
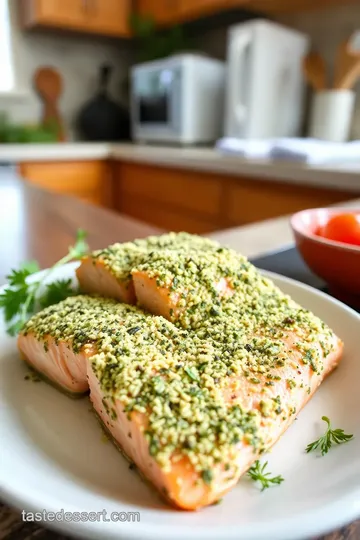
[{"xmin": 21, "ymin": 509, "xmax": 141, "ymax": 523}]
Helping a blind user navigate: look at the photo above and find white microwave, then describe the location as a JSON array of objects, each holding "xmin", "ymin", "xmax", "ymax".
[
  {"xmin": 224, "ymin": 20, "xmax": 309, "ymax": 139},
  {"xmin": 130, "ymin": 54, "xmax": 225, "ymax": 145}
]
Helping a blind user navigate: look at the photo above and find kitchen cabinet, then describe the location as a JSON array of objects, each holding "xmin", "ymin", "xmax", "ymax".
[
  {"xmin": 114, "ymin": 162, "xmax": 223, "ymax": 232},
  {"xmin": 84, "ymin": 0, "xmax": 131, "ymax": 37},
  {"xmin": 15, "ymin": 158, "xmax": 357, "ymax": 234},
  {"xmin": 113, "ymin": 162, "xmax": 354, "ymax": 233},
  {"xmin": 19, "ymin": 0, "xmax": 356, "ymax": 35},
  {"xmin": 20, "ymin": 0, "xmax": 84, "ymax": 30},
  {"xmin": 18, "ymin": 161, "xmax": 113, "ymax": 208},
  {"xmin": 135, "ymin": 0, "xmax": 227, "ymax": 25},
  {"xmin": 135, "ymin": 0, "xmax": 181, "ymax": 25},
  {"xmin": 138, "ymin": 0, "xmax": 231, "ymax": 25},
  {"xmin": 225, "ymin": 180, "xmax": 354, "ymax": 225},
  {"xmin": 134, "ymin": 0, "xmax": 356, "ymax": 26},
  {"xmin": 118, "ymin": 191, "xmax": 217, "ymax": 233},
  {"xmin": 245, "ymin": 0, "xmax": 358, "ymax": 14},
  {"xmin": 179, "ymin": 0, "xmax": 233, "ymax": 20},
  {"xmin": 20, "ymin": 0, "xmax": 131, "ymax": 38}
]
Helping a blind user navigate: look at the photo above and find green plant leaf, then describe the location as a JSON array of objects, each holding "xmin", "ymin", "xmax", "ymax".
[
  {"xmin": 39, "ymin": 279, "xmax": 78, "ymax": 308},
  {"xmin": 0, "ymin": 229, "xmax": 88, "ymax": 335}
]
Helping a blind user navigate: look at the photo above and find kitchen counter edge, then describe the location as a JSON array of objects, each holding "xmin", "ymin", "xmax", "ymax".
[{"xmin": 0, "ymin": 143, "xmax": 359, "ymax": 192}]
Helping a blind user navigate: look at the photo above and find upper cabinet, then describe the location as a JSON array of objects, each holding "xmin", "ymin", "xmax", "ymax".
[
  {"xmin": 135, "ymin": 0, "xmax": 181, "ymax": 25},
  {"xmin": 19, "ymin": 0, "xmax": 354, "ymax": 37},
  {"xmin": 84, "ymin": 0, "xmax": 131, "ymax": 36},
  {"xmin": 20, "ymin": 0, "xmax": 131, "ymax": 37},
  {"xmin": 179, "ymin": 0, "xmax": 232, "ymax": 21},
  {"xmin": 134, "ymin": 0, "xmax": 354, "ymax": 26}
]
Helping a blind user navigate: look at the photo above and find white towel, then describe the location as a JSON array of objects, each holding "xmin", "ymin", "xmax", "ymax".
[
  {"xmin": 216, "ymin": 137, "xmax": 360, "ymax": 165},
  {"xmin": 215, "ymin": 138, "xmax": 274, "ymax": 159},
  {"xmin": 270, "ymin": 138, "xmax": 360, "ymax": 164}
]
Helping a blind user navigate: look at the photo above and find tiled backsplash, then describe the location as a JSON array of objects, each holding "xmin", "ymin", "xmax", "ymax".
[{"xmin": 0, "ymin": 2, "xmax": 132, "ymax": 140}]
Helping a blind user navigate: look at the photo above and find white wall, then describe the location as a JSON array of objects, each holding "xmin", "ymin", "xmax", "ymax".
[{"xmin": 0, "ymin": 1, "xmax": 132, "ymax": 140}]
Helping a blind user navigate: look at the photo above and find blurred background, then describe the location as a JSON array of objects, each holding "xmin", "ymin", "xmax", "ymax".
[{"xmin": 0, "ymin": 0, "xmax": 359, "ymax": 233}]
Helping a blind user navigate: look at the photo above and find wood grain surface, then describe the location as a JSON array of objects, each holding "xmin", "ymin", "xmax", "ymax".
[
  {"xmin": 0, "ymin": 174, "xmax": 160, "ymax": 284},
  {"xmin": 113, "ymin": 162, "xmax": 355, "ymax": 234},
  {"xmin": 0, "ymin": 175, "xmax": 358, "ymax": 540},
  {"xmin": 18, "ymin": 160, "xmax": 114, "ymax": 208}
]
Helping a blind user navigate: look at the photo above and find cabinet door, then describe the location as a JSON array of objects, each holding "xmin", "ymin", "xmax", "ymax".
[
  {"xmin": 21, "ymin": 0, "xmax": 130, "ymax": 37},
  {"xmin": 84, "ymin": 0, "xmax": 131, "ymax": 37},
  {"xmin": 225, "ymin": 179, "xmax": 351, "ymax": 226},
  {"xmin": 114, "ymin": 162, "xmax": 222, "ymax": 233},
  {"xmin": 136, "ymin": 0, "xmax": 181, "ymax": 25},
  {"xmin": 179, "ymin": 0, "xmax": 233, "ymax": 20},
  {"xmin": 21, "ymin": 0, "xmax": 85, "ymax": 30},
  {"xmin": 18, "ymin": 161, "xmax": 112, "ymax": 208}
]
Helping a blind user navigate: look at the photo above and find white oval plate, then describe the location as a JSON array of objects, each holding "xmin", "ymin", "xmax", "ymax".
[{"xmin": 0, "ymin": 263, "xmax": 359, "ymax": 540}]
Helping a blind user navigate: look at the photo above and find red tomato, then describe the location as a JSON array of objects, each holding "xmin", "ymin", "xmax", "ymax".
[{"xmin": 318, "ymin": 213, "xmax": 360, "ymax": 246}]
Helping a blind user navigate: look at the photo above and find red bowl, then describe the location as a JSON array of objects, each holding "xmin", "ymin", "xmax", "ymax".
[{"xmin": 290, "ymin": 208, "xmax": 360, "ymax": 306}]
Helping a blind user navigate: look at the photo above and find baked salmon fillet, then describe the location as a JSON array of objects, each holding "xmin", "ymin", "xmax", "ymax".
[
  {"xmin": 18, "ymin": 234, "xmax": 343, "ymax": 510},
  {"xmin": 17, "ymin": 296, "xmax": 162, "ymax": 396},
  {"xmin": 77, "ymin": 235, "xmax": 342, "ymax": 509},
  {"xmin": 76, "ymin": 232, "xmax": 219, "ymax": 303}
]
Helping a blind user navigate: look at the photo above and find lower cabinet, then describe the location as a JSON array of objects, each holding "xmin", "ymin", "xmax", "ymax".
[
  {"xmin": 18, "ymin": 158, "xmax": 356, "ymax": 233},
  {"xmin": 113, "ymin": 162, "xmax": 355, "ymax": 233},
  {"xmin": 18, "ymin": 161, "xmax": 113, "ymax": 208},
  {"xmin": 113, "ymin": 162, "xmax": 224, "ymax": 233},
  {"xmin": 225, "ymin": 178, "xmax": 354, "ymax": 224}
]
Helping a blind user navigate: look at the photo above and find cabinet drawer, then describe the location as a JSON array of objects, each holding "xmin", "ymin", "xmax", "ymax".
[
  {"xmin": 18, "ymin": 161, "xmax": 111, "ymax": 207},
  {"xmin": 119, "ymin": 192, "xmax": 217, "ymax": 234},
  {"xmin": 120, "ymin": 164, "xmax": 222, "ymax": 217},
  {"xmin": 226, "ymin": 179, "xmax": 352, "ymax": 225}
]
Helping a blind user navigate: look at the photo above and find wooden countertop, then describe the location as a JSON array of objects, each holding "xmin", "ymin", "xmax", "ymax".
[
  {"xmin": 0, "ymin": 142, "xmax": 359, "ymax": 192},
  {"xmin": 0, "ymin": 177, "xmax": 358, "ymax": 540},
  {"xmin": 0, "ymin": 175, "xmax": 161, "ymax": 284}
]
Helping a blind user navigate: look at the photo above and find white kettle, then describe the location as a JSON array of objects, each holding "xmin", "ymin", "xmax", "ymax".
[{"xmin": 224, "ymin": 20, "xmax": 310, "ymax": 139}]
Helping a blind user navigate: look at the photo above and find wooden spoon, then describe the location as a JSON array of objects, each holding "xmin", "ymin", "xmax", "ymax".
[
  {"xmin": 334, "ymin": 40, "xmax": 360, "ymax": 90},
  {"xmin": 302, "ymin": 52, "xmax": 327, "ymax": 91},
  {"xmin": 33, "ymin": 66, "xmax": 65, "ymax": 141}
]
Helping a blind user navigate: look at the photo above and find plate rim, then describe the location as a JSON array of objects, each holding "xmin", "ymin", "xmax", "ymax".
[{"xmin": 0, "ymin": 266, "xmax": 359, "ymax": 540}]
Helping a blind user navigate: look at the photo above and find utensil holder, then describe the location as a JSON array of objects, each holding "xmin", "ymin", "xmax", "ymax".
[{"xmin": 308, "ymin": 90, "xmax": 355, "ymax": 142}]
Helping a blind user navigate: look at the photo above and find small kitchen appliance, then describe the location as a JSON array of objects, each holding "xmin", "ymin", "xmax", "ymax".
[
  {"xmin": 224, "ymin": 20, "xmax": 309, "ymax": 139},
  {"xmin": 130, "ymin": 54, "xmax": 225, "ymax": 145}
]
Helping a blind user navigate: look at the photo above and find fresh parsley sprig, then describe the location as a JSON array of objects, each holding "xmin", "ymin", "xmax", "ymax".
[
  {"xmin": 0, "ymin": 229, "xmax": 88, "ymax": 336},
  {"xmin": 39, "ymin": 279, "xmax": 76, "ymax": 309},
  {"xmin": 247, "ymin": 460, "xmax": 284, "ymax": 491},
  {"xmin": 306, "ymin": 416, "xmax": 354, "ymax": 456}
]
